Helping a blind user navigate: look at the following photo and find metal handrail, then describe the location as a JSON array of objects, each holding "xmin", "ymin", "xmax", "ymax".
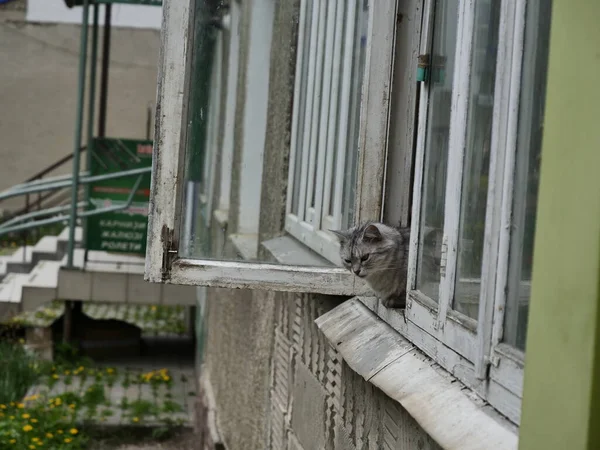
[
  {"xmin": 0, "ymin": 202, "xmax": 87, "ymax": 228},
  {"xmin": 0, "ymin": 167, "xmax": 150, "ymax": 201},
  {"xmin": 0, "ymin": 175, "xmax": 143, "ymax": 237}
]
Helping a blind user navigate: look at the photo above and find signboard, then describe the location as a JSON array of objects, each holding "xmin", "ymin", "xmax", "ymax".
[
  {"xmin": 65, "ymin": 0, "xmax": 162, "ymax": 7},
  {"xmin": 86, "ymin": 138, "xmax": 152, "ymax": 255}
]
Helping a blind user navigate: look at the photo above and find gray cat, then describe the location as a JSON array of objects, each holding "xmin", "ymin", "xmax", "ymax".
[{"xmin": 331, "ymin": 222, "xmax": 410, "ymax": 308}]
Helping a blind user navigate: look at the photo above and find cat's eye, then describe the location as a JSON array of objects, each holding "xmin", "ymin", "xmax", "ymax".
[
  {"xmin": 361, "ymin": 254, "xmax": 370, "ymax": 262},
  {"xmin": 344, "ymin": 258, "xmax": 351, "ymax": 264}
]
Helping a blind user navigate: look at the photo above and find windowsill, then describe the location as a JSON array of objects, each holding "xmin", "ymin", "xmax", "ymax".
[
  {"xmin": 261, "ymin": 235, "xmax": 335, "ymax": 267},
  {"xmin": 229, "ymin": 233, "xmax": 259, "ymax": 260},
  {"xmin": 315, "ymin": 298, "xmax": 519, "ymax": 450}
]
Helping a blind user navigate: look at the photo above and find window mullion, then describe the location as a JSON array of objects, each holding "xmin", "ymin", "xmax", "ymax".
[
  {"xmin": 437, "ymin": 0, "xmax": 476, "ymax": 327},
  {"xmin": 304, "ymin": 0, "xmax": 327, "ymax": 221},
  {"xmin": 312, "ymin": 0, "xmax": 337, "ymax": 230},
  {"xmin": 490, "ymin": 0, "xmax": 528, "ymax": 354},
  {"xmin": 407, "ymin": 0, "xmax": 435, "ymax": 294},
  {"xmin": 473, "ymin": 0, "xmax": 526, "ymax": 379},
  {"xmin": 331, "ymin": 0, "xmax": 358, "ymax": 229},
  {"xmin": 320, "ymin": 0, "xmax": 344, "ymax": 226},
  {"xmin": 285, "ymin": 0, "xmax": 309, "ymax": 216},
  {"xmin": 297, "ymin": 1, "xmax": 321, "ymax": 222},
  {"xmin": 407, "ymin": 0, "xmax": 435, "ymax": 293}
]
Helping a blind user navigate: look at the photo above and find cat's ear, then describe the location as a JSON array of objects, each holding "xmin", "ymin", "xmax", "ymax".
[
  {"xmin": 330, "ymin": 229, "xmax": 351, "ymax": 242},
  {"xmin": 399, "ymin": 227, "xmax": 411, "ymax": 241},
  {"xmin": 363, "ymin": 224, "xmax": 382, "ymax": 242}
]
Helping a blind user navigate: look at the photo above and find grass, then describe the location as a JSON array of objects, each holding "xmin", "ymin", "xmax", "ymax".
[{"xmin": 0, "ymin": 340, "xmax": 43, "ymax": 405}]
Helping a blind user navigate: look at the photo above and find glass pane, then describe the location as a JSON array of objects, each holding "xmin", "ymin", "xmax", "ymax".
[
  {"xmin": 416, "ymin": 0, "xmax": 460, "ymax": 301},
  {"xmin": 177, "ymin": 0, "xmax": 369, "ymax": 266},
  {"xmin": 180, "ymin": 0, "xmax": 219, "ymax": 259},
  {"xmin": 453, "ymin": 0, "xmax": 501, "ymax": 320},
  {"xmin": 504, "ymin": 0, "xmax": 552, "ymax": 350}
]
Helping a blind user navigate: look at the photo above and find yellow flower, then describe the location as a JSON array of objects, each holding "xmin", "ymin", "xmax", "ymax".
[
  {"xmin": 106, "ymin": 368, "xmax": 114, "ymax": 374},
  {"xmin": 68, "ymin": 404, "xmax": 76, "ymax": 409},
  {"xmin": 163, "ymin": 376, "xmax": 170, "ymax": 381},
  {"xmin": 46, "ymin": 433, "xmax": 53, "ymax": 438},
  {"xmin": 0, "ymin": 404, "xmax": 6, "ymax": 409},
  {"xmin": 9, "ymin": 439, "xmax": 16, "ymax": 444},
  {"xmin": 57, "ymin": 430, "xmax": 63, "ymax": 434},
  {"xmin": 23, "ymin": 424, "xmax": 33, "ymax": 432},
  {"xmin": 54, "ymin": 398, "xmax": 62, "ymax": 406},
  {"xmin": 17, "ymin": 403, "xmax": 24, "ymax": 409},
  {"xmin": 64, "ymin": 438, "xmax": 72, "ymax": 443},
  {"xmin": 22, "ymin": 413, "xmax": 30, "ymax": 419},
  {"xmin": 36, "ymin": 442, "xmax": 43, "ymax": 447},
  {"xmin": 132, "ymin": 417, "xmax": 140, "ymax": 423},
  {"xmin": 32, "ymin": 437, "xmax": 39, "ymax": 442},
  {"xmin": 31, "ymin": 419, "xmax": 38, "ymax": 423},
  {"xmin": 64, "ymin": 370, "xmax": 70, "ymax": 376},
  {"xmin": 52, "ymin": 374, "xmax": 59, "ymax": 380},
  {"xmin": 151, "ymin": 305, "xmax": 157, "ymax": 311},
  {"xmin": 9, "ymin": 415, "xmax": 15, "ymax": 420},
  {"xmin": 78, "ymin": 366, "xmax": 84, "ymax": 372},
  {"xmin": 0, "ymin": 412, "xmax": 4, "ymax": 417},
  {"xmin": 29, "ymin": 445, "xmax": 35, "ymax": 450},
  {"xmin": 69, "ymin": 428, "xmax": 78, "ymax": 435}
]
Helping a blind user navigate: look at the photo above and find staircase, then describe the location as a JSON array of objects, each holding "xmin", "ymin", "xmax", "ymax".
[{"xmin": 0, "ymin": 226, "xmax": 195, "ymax": 323}]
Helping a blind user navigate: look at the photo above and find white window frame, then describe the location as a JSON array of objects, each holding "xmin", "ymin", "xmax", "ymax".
[
  {"xmin": 284, "ymin": 0, "xmax": 367, "ymax": 264},
  {"xmin": 145, "ymin": 0, "xmax": 397, "ymax": 295},
  {"xmin": 400, "ymin": 0, "xmax": 530, "ymax": 425}
]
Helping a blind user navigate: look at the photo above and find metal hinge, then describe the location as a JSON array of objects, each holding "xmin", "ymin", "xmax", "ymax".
[
  {"xmin": 439, "ymin": 235, "xmax": 448, "ymax": 278},
  {"xmin": 160, "ymin": 225, "xmax": 178, "ymax": 281}
]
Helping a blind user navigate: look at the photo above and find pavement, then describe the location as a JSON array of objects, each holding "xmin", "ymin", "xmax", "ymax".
[{"xmin": 0, "ymin": 3, "xmax": 159, "ymax": 211}]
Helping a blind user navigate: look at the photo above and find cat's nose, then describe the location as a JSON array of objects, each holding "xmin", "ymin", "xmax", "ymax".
[{"xmin": 353, "ymin": 268, "xmax": 361, "ymax": 276}]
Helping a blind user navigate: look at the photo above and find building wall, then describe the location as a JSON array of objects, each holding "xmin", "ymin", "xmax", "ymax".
[{"xmin": 200, "ymin": 287, "xmax": 443, "ymax": 450}]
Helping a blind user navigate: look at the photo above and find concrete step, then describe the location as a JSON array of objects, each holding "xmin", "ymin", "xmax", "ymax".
[
  {"xmin": 0, "ymin": 246, "xmax": 34, "ymax": 280},
  {"xmin": 0, "ymin": 226, "xmax": 196, "ymax": 322},
  {"xmin": 0, "ymin": 227, "xmax": 82, "ymax": 281}
]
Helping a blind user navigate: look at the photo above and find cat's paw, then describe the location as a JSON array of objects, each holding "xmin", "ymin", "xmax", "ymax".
[{"xmin": 381, "ymin": 296, "xmax": 406, "ymax": 309}]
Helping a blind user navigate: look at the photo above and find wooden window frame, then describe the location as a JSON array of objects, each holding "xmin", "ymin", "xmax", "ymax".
[
  {"xmin": 145, "ymin": 0, "xmax": 397, "ymax": 295},
  {"xmin": 401, "ymin": 0, "xmax": 529, "ymax": 425}
]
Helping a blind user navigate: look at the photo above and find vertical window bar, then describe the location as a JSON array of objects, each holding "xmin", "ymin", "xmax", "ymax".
[
  {"xmin": 286, "ymin": 0, "xmax": 310, "ymax": 216},
  {"xmin": 437, "ymin": 0, "xmax": 476, "ymax": 326},
  {"xmin": 312, "ymin": 0, "xmax": 338, "ymax": 229},
  {"xmin": 490, "ymin": 0, "xmax": 528, "ymax": 353},
  {"xmin": 321, "ymin": 0, "xmax": 345, "ymax": 226},
  {"xmin": 474, "ymin": 0, "xmax": 525, "ymax": 378},
  {"xmin": 297, "ymin": 0, "xmax": 322, "ymax": 222},
  {"xmin": 332, "ymin": 0, "xmax": 358, "ymax": 229},
  {"xmin": 407, "ymin": 0, "xmax": 436, "ymax": 292},
  {"xmin": 304, "ymin": 0, "xmax": 328, "ymax": 220}
]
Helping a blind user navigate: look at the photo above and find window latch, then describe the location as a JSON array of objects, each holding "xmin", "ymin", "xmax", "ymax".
[{"xmin": 417, "ymin": 54, "xmax": 430, "ymax": 82}]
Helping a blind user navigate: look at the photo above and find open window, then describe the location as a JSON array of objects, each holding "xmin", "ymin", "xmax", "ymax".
[{"xmin": 145, "ymin": 0, "xmax": 398, "ymax": 294}]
